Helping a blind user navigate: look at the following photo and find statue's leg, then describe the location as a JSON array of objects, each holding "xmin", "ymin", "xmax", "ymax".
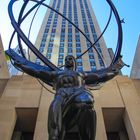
[
  {"xmin": 78, "ymin": 108, "xmax": 96, "ymax": 140},
  {"xmin": 48, "ymin": 95, "xmax": 63, "ymax": 140}
]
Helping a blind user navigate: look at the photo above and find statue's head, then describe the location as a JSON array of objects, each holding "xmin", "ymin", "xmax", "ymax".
[{"xmin": 65, "ymin": 55, "xmax": 76, "ymax": 71}]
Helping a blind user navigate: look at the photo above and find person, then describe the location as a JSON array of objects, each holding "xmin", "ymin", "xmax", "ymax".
[{"xmin": 6, "ymin": 50, "xmax": 124, "ymax": 140}]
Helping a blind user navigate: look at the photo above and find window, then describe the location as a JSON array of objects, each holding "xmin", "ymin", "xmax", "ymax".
[
  {"xmin": 47, "ymin": 21, "xmax": 51, "ymax": 25},
  {"xmin": 61, "ymin": 28, "xmax": 65, "ymax": 33},
  {"xmin": 68, "ymin": 43, "xmax": 72, "ymax": 47},
  {"xmin": 36, "ymin": 58, "xmax": 40, "ymax": 65},
  {"xmin": 77, "ymin": 66, "xmax": 83, "ymax": 71},
  {"xmin": 62, "ymin": 18, "xmax": 66, "ymax": 22},
  {"xmin": 76, "ymin": 48, "xmax": 81, "ymax": 53},
  {"xmin": 84, "ymin": 28, "xmax": 89, "ymax": 33},
  {"xmin": 88, "ymin": 49, "xmax": 93, "ymax": 53},
  {"xmin": 49, "ymin": 15, "xmax": 53, "ymax": 18},
  {"xmin": 99, "ymin": 59, "xmax": 104, "ymax": 67},
  {"xmin": 93, "ymin": 34, "xmax": 97, "ymax": 41},
  {"xmin": 89, "ymin": 54, "xmax": 94, "ymax": 59},
  {"xmin": 83, "ymin": 21, "xmax": 87, "ymax": 25},
  {"xmin": 39, "ymin": 47, "xmax": 44, "ymax": 53},
  {"xmin": 68, "ymin": 48, "xmax": 72, "ymax": 53},
  {"xmin": 54, "ymin": 18, "xmax": 57, "ymax": 22},
  {"xmin": 40, "ymin": 43, "xmax": 45, "ymax": 48},
  {"xmin": 91, "ymin": 25, "xmax": 95, "ymax": 33},
  {"xmin": 48, "ymin": 43, "xmax": 53, "ymax": 47},
  {"xmin": 52, "ymin": 28, "xmax": 56, "ymax": 33},
  {"xmin": 76, "ymin": 53, "xmax": 81, "ymax": 58},
  {"xmin": 91, "ymin": 66, "xmax": 96, "ymax": 71},
  {"xmin": 53, "ymin": 24, "xmax": 57, "ymax": 28},
  {"xmin": 51, "ymin": 33, "xmax": 55, "ymax": 37},
  {"xmin": 59, "ymin": 48, "xmax": 64, "ymax": 53},
  {"xmin": 68, "ymin": 28, "xmax": 72, "ymax": 33},
  {"xmin": 58, "ymin": 60, "xmax": 63, "ymax": 66},
  {"xmin": 77, "ymin": 62, "xmax": 82, "ymax": 66},
  {"xmin": 68, "ymin": 24, "xmax": 72, "ymax": 27},
  {"xmin": 59, "ymin": 54, "xmax": 64, "ymax": 59},
  {"xmin": 55, "ymin": 14, "xmax": 58, "ymax": 18},
  {"xmin": 75, "ymin": 34, "xmax": 80, "ymax": 38},
  {"xmin": 45, "ymin": 28, "xmax": 49, "ymax": 33},
  {"xmin": 76, "ymin": 38, "xmax": 80, "ymax": 42},
  {"xmin": 61, "ymin": 36, "xmax": 65, "ymax": 39},
  {"xmin": 46, "ymin": 53, "xmax": 51, "ymax": 59},
  {"xmin": 50, "ymin": 38, "xmax": 54, "ymax": 42},
  {"xmin": 98, "ymin": 48, "xmax": 102, "ymax": 53},
  {"xmin": 75, "ymin": 29, "xmax": 79, "ymax": 33},
  {"xmin": 60, "ymin": 38, "xmax": 65, "ymax": 42},
  {"xmin": 90, "ymin": 61, "xmax": 96, "ymax": 66},
  {"xmin": 68, "ymin": 38, "xmax": 72, "ymax": 42},
  {"xmin": 76, "ymin": 43, "xmax": 81, "ymax": 47},
  {"xmin": 47, "ymin": 48, "xmax": 52, "ymax": 53},
  {"xmin": 86, "ymin": 34, "xmax": 90, "ymax": 39},
  {"xmin": 42, "ymin": 38, "xmax": 46, "ymax": 42},
  {"xmin": 43, "ymin": 33, "xmax": 48, "ymax": 38},
  {"xmin": 60, "ymin": 43, "xmax": 64, "ymax": 47},
  {"xmin": 62, "ymin": 24, "xmax": 65, "ymax": 28},
  {"xmin": 68, "ymin": 34, "xmax": 72, "ymax": 38}
]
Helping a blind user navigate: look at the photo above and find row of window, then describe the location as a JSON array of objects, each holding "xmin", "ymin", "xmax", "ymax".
[
  {"xmin": 36, "ymin": 0, "xmax": 57, "ymax": 64},
  {"xmin": 79, "ymin": 0, "xmax": 96, "ymax": 70},
  {"xmin": 58, "ymin": 0, "xmax": 68, "ymax": 67},
  {"xmin": 46, "ymin": 0, "xmax": 62, "ymax": 61},
  {"xmin": 83, "ymin": 0, "xmax": 105, "ymax": 68},
  {"xmin": 73, "ymin": 0, "xmax": 83, "ymax": 70}
]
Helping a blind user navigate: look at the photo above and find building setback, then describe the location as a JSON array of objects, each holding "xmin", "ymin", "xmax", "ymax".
[
  {"xmin": 31, "ymin": 0, "xmax": 111, "ymax": 71},
  {"xmin": 0, "ymin": 35, "xmax": 10, "ymax": 79},
  {"xmin": 130, "ymin": 35, "xmax": 140, "ymax": 79},
  {"xmin": 0, "ymin": 74, "xmax": 140, "ymax": 140}
]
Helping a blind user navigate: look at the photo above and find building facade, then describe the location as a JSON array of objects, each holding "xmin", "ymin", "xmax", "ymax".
[
  {"xmin": 0, "ymin": 35, "xmax": 10, "ymax": 79},
  {"xmin": 130, "ymin": 35, "xmax": 140, "ymax": 79},
  {"xmin": 0, "ymin": 74, "xmax": 140, "ymax": 140},
  {"xmin": 31, "ymin": 0, "xmax": 111, "ymax": 71},
  {"xmin": 108, "ymin": 48, "xmax": 122, "ymax": 75},
  {"xmin": 7, "ymin": 46, "xmax": 27, "ymax": 76},
  {"xmin": 0, "ymin": 35, "xmax": 24, "ymax": 76}
]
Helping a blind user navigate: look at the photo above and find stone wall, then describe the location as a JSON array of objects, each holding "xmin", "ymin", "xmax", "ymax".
[{"xmin": 0, "ymin": 75, "xmax": 140, "ymax": 140}]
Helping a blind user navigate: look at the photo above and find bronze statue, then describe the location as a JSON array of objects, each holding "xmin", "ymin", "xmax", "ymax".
[
  {"xmin": 6, "ymin": 0, "xmax": 128, "ymax": 139},
  {"xmin": 6, "ymin": 50, "xmax": 124, "ymax": 140}
]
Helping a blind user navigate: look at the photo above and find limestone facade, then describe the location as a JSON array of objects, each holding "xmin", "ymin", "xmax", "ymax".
[
  {"xmin": 130, "ymin": 35, "xmax": 140, "ymax": 79},
  {"xmin": 0, "ymin": 35, "xmax": 10, "ymax": 79},
  {"xmin": 0, "ymin": 75, "xmax": 140, "ymax": 140}
]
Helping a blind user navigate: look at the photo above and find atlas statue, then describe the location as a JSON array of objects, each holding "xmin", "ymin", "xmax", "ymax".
[{"xmin": 6, "ymin": 0, "xmax": 128, "ymax": 140}]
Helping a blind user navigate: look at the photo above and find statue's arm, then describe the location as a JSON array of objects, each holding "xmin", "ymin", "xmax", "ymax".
[
  {"xmin": 15, "ymin": 61, "xmax": 56, "ymax": 82},
  {"xmin": 84, "ymin": 58, "xmax": 124, "ymax": 85},
  {"xmin": 6, "ymin": 49, "xmax": 56, "ymax": 83}
]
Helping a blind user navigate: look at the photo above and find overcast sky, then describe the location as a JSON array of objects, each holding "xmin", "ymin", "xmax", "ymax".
[{"xmin": 0, "ymin": 0, "xmax": 140, "ymax": 76}]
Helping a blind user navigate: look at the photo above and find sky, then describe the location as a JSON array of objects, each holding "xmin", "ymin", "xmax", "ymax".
[{"xmin": 0, "ymin": 0, "xmax": 140, "ymax": 76}]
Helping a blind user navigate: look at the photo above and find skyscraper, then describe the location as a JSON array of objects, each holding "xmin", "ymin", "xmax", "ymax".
[{"xmin": 31, "ymin": 0, "xmax": 111, "ymax": 71}]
